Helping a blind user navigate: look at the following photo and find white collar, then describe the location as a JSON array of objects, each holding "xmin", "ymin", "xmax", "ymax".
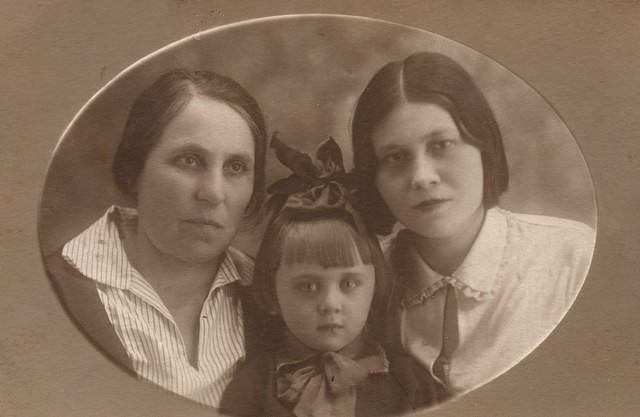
[{"xmin": 394, "ymin": 207, "xmax": 507, "ymax": 305}]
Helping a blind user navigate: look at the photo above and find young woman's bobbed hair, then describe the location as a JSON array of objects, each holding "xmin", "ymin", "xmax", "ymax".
[{"xmin": 351, "ymin": 52, "xmax": 509, "ymax": 235}]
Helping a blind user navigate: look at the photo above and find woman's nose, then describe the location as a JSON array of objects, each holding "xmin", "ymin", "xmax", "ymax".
[
  {"xmin": 318, "ymin": 287, "xmax": 342, "ymax": 314},
  {"xmin": 410, "ymin": 154, "xmax": 440, "ymax": 190},
  {"xmin": 195, "ymin": 168, "xmax": 226, "ymax": 204}
]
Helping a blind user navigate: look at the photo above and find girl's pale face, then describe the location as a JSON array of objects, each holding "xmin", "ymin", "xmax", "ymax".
[
  {"xmin": 135, "ymin": 96, "xmax": 255, "ymax": 265},
  {"xmin": 371, "ymin": 101, "xmax": 485, "ymax": 241},
  {"xmin": 275, "ymin": 260, "xmax": 375, "ymax": 352}
]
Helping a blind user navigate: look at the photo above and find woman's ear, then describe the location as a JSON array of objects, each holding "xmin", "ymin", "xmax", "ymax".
[
  {"xmin": 123, "ymin": 175, "xmax": 139, "ymax": 203},
  {"xmin": 267, "ymin": 296, "xmax": 281, "ymax": 316},
  {"xmin": 128, "ymin": 177, "xmax": 138, "ymax": 195}
]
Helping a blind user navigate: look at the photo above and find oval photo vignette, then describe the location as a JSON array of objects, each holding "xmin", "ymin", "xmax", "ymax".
[{"xmin": 38, "ymin": 14, "xmax": 597, "ymax": 414}]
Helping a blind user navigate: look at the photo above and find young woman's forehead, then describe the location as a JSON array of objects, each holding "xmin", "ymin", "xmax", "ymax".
[{"xmin": 372, "ymin": 102, "xmax": 459, "ymax": 151}]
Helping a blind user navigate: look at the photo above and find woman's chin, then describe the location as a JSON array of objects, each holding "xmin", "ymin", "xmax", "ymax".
[{"xmin": 171, "ymin": 244, "xmax": 227, "ymax": 265}]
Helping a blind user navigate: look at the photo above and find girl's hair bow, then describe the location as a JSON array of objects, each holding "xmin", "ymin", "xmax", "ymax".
[{"xmin": 267, "ymin": 132, "xmax": 362, "ymax": 223}]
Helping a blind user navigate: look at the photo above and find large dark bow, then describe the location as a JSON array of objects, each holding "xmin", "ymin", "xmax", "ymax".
[
  {"xmin": 275, "ymin": 348, "xmax": 388, "ymax": 417},
  {"xmin": 267, "ymin": 133, "xmax": 366, "ymax": 233}
]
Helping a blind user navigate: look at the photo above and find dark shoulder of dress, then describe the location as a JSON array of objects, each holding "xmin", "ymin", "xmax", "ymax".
[
  {"xmin": 220, "ymin": 319, "xmax": 445, "ymax": 417},
  {"xmin": 386, "ymin": 352, "xmax": 451, "ymax": 409},
  {"xmin": 217, "ymin": 350, "xmax": 273, "ymax": 416},
  {"xmin": 218, "ymin": 316, "xmax": 281, "ymax": 416},
  {"xmin": 44, "ymin": 249, "xmax": 135, "ymax": 374}
]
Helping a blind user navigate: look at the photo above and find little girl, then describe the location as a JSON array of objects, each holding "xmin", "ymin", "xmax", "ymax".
[{"xmin": 219, "ymin": 136, "xmax": 442, "ymax": 417}]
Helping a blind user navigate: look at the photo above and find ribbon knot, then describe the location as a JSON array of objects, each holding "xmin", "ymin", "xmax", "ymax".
[
  {"xmin": 285, "ymin": 180, "xmax": 349, "ymax": 211},
  {"xmin": 267, "ymin": 133, "xmax": 370, "ymax": 238},
  {"xmin": 275, "ymin": 350, "xmax": 385, "ymax": 417},
  {"xmin": 322, "ymin": 352, "xmax": 369, "ymax": 394},
  {"xmin": 268, "ymin": 133, "xmax": 354, "ymax": 212}
]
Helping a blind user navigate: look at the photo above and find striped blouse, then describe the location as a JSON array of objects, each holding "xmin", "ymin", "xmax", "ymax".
[{"xmin": 61, "ymin": 206, "xmax": 253, "ymax": 407}]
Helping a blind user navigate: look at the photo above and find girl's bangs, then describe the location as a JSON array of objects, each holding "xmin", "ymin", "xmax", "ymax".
[{"xmin": 278, "ymin": 218, "xmax": 372, "ymax": 268}]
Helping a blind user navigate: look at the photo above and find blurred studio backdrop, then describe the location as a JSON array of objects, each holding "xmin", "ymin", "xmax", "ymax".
[{"xmin": 38, "ymin": 14, "xmax": 596, "ymax": 260}]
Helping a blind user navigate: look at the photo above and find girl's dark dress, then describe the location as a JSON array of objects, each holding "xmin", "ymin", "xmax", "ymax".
[{"xmin": 219, "ymin": 320, "xmax": 445, "ymax": 417}]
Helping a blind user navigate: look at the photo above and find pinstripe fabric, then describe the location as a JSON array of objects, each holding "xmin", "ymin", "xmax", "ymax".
[{"xmin": 61, "ymin": 206, "xmax": 253, "ymax": 407}]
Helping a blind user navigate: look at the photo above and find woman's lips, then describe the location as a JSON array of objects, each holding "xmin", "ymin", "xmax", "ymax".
[
  {"xmin": 184, "ymin": 218, "xmax": 223, "ymax": 229},
  {"xmin": 412, "ymin": 198, "xmax": 450, "ymax": 212}
]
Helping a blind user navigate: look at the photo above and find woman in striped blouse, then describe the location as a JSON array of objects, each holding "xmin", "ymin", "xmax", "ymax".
[{"xmin": 45, "ymin": 68, "xmax": 267, "ymax": 407}]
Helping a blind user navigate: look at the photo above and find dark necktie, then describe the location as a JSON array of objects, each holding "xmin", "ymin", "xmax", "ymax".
[{"xmin": 432, "ymin": 283, "xmax": 460, "ymax": 387}]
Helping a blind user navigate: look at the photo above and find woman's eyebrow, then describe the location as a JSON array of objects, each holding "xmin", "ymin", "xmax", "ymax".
[
  {"xmin": 168, "ymin": 144, "xmax": 254, "ymax": 161},
  {"xmin": 376, "ymin": 128, "xmax": 458, "ymax": 153},
  {"xmin": 226, "ymin": 152, "xmax": 254, "ymax": 163},
  {"xmin": 425, "ymin": 128, "xmax": 458, "ymax": 139},
  {"xmin": 375, "ymin": 143, "xmax": 404, "ymax": 155},
  {"xmin": 170, "ymin": 142, "xmax": 209, "ymax": 154}
]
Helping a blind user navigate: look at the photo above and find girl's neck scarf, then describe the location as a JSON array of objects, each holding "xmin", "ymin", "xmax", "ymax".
[{"xmin": 274, "ymin": 334, "xmax": 389, "ymax": 417}]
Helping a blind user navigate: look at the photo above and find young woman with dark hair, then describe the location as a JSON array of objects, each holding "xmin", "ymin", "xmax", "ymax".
[{"xmin": 352, "ymin": 52, "xmax": 595, "ymax": 395}]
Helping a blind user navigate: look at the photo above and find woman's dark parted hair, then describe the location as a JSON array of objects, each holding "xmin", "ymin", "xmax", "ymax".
[
  {"xmin": 112, "ymin": 68, "xmax": 267, "ymax": 217},
  {"xmin": 252, "ymin": 206, "xmax": 391, "ymax": 344},
  {"xmin": 352, "ymin": 52, "xmax": 509, "ymax": 235}
]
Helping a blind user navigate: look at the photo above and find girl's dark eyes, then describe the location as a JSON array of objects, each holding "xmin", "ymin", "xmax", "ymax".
[
  {"xmin": 295, "ymin": 279, "xmax": 361, "ymax": 291},
  {"xmin": 341, "ymin": 279, "xmax": 360, "ymax": 290}
]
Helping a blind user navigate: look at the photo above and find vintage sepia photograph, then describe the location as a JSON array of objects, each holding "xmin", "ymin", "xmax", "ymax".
[
  {"xmin": 4, "ymin": 2, "xmax": 640, "ymax": 417},
  {"xmin": 36, "ymin": 14, "xmax": 596, "ymax": 416}
]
